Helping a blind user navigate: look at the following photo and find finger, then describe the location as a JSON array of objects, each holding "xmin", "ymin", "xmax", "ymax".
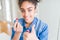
[
  {"xmin": 17, "ymin": 23, "xmax": 23, "ymax": 32},
  {"xmin": 31, "ymin": 25, "xmax": 35, "ymax": 33},
  {"xmin": 16, "ymin": 18, "xmax": 18, "ymax": 22},
  {"xmin": 23, "ymin": 34, "xmax": 27, "ymax": 40},
  {"xmin": 24, "ymin": 32, "xmax": 29, "ymax": 38},
  {"xmin": 26, "ymin": 30, "xmax": 30, "ymax": 33},
  {"xmin": 14, "ymin": 22, "xmax": 18, "ymax": 31},
  {"xmin": 19, "ymin": 23, "xmax": 22, "ymax": 28},
  {"xmin": 16, "ymin": 23, "xmax": 20, "ymax": 32},
  {"xmin": 15, "ymin": 18, "xmax": 18, "ymax": 28},
  {"xmin": 23, "ymin": 32, "xmax": 30, "ymax": 40}
]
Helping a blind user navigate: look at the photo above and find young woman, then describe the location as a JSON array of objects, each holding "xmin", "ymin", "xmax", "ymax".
[{"xmin": 11, "ymin": 0, "xmax": 48, "ymax": 40}]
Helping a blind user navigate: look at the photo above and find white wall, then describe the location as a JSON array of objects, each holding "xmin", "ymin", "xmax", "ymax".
[
  {"xmin": 0, "ymin": 0, "xmax": 2, "ymax": 20},
  {"xmin": 58, "ymin": 19, "xmax": 60, "ymax": 40},
  {"xmin": 37, "ymin": 0, "xmax": 60, "ymax": 40},
  {"xmin": 11, "ymin": 0, "xmax": 21, "ymax": 21},
  {"xmin": 0, "ymin": 0, "xmax": 11, "ymax": 22}
]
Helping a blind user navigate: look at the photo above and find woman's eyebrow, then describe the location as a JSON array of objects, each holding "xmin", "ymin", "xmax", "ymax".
[
  {"xmin": 20, "ymin": 7, "xmax": 32, "ymax": 10},
  {"xmin": 27, "ymin": 7, "xmax": 32, "ymax": 9},
  {"xmin": 20, "ymin": 8, "xmax": 24, "ymax": 10}
]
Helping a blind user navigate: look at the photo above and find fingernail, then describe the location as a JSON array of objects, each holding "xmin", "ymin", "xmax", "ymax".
[{"xmin": 26, "ymin": 30, "xmax": 30, "ymax": 33}]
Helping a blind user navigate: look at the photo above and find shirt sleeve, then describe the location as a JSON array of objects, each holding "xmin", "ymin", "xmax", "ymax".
[
  {"xmin": 11, "ymin": 28, "xmax": 15, "ymax": 40},
  {"xmin": 11, "ymin": 18, "xmax": 24, "ymax": 40},
  {"xmin": 38, "ymin": 23, "xmax": 48, "ymax": 40},
  {"xmin": 11, "ymin": 19, "xmax": 16, "ymax": 40}
]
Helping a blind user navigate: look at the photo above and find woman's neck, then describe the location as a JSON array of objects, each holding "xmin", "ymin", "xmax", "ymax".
[
  {"xmin": 25, "ymin": 22, "xmax": 31, "ymax": 28},
  {"xmin": 25, "ymin": 17, "xmax": 34, "ymax": 28}
]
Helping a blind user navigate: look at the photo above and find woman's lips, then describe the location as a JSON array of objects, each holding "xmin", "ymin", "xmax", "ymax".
[
  {"xmin": 25, "ymin": 17, "xmax": 30, "ymax": 20},
  {"xmin": 26, "ymin": 18, "xmax": 29, "ymax": 20}
]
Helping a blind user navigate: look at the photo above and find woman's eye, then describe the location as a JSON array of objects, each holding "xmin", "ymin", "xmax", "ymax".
[
  {"xmin": 28, "ymin": 10, "xmax": 32, "ymax": 12},
  {"xmin": 21, "ymin": 10, "xmax": 25, "ymax": 13}
]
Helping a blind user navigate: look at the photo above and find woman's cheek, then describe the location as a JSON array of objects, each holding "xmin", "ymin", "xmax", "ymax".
[
  {"xmin": 22, "ymin": 13, "xmax": 25, "ymax": 18},
  {"xmin": 30, "ymin": 13, "xmax": 34, "ymax": 18}
]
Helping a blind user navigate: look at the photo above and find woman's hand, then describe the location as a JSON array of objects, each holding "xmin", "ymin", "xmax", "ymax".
[
  {"xmin": 23, "ymin": 25, "xmax": 39, "ymax": 40},
  {"xmin": 14, "ymin": 20, "xmax": 23, "ymax": 33},
  {"xmin": 12, "ymin": 19, "xmax": 23, "ymax": 40}
]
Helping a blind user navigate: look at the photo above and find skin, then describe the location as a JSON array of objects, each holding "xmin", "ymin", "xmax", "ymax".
[
  {"xmin": 20, "ymin": 1, "xmax": 36, "ymax": 25},
  {"xmin": 12, "ymin": 1, "xmax": 39, "ymax": 40}
]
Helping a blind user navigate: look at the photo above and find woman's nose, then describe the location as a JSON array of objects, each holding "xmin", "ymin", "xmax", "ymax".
[{"xmin": 25, "ymin": 11, "xmax": 29, "ymax": 17}]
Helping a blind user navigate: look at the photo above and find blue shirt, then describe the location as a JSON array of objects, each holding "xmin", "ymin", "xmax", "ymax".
[{"xmin": 11, "ymin": 17, "xmax": 48, "ymax": 40}]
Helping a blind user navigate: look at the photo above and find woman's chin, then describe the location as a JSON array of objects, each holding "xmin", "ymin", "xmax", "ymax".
[
  {"xmin": 25, "ymin": 20, "xmax": 31, "ymax": 24},
  {"xmin": 25, "ymin": 20, "xmax": 29, "ymax": 23}
]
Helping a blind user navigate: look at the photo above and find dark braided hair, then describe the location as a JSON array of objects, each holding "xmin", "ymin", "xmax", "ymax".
[{"xmin": 18, "ymin": 0, "xmax": 40, "ymax": 8}]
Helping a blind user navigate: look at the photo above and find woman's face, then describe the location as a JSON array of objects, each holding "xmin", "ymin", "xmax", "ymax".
[{"xmin": 20, "ymin": 1, "xmax": 36, "ymax": 24}]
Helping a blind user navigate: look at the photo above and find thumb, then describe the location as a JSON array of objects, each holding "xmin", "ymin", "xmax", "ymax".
[
  {"xmin": 16, "ymin": 18, "xmax": 18, "ymax": 22},
  {"xmin": 31, "ymin": 25, "xmax": 35, "ymax": 33}
]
